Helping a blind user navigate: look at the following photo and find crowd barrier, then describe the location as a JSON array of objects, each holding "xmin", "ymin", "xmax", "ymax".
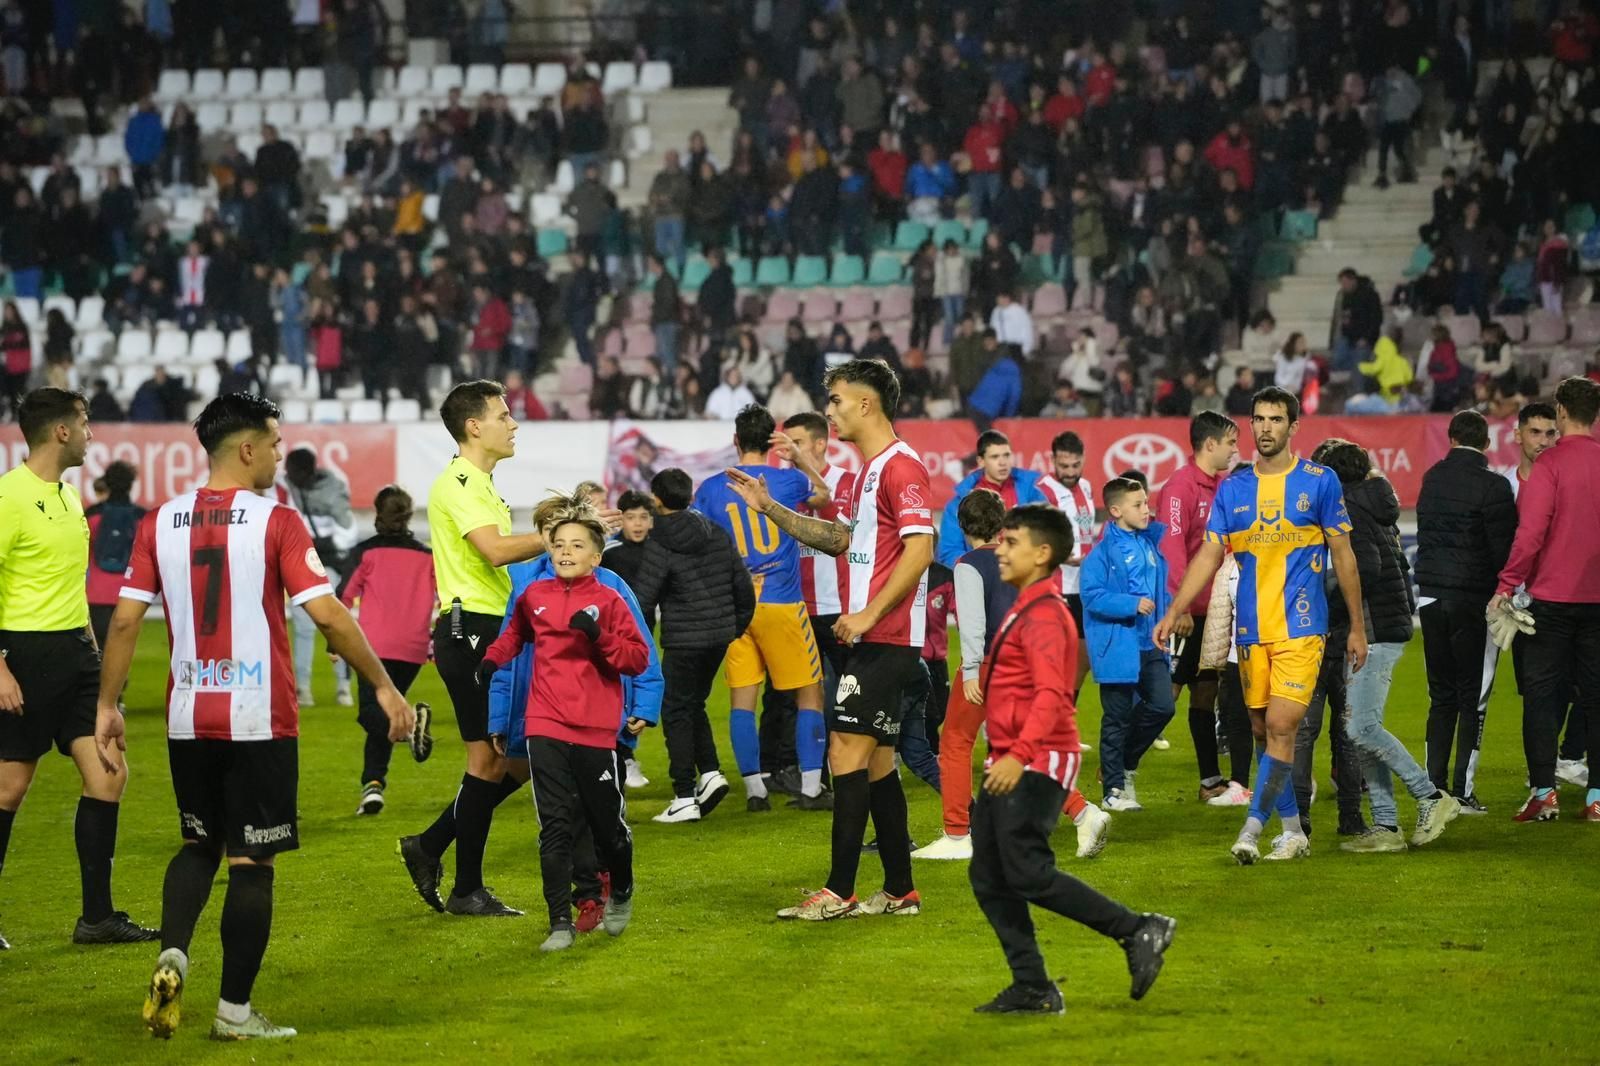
[{"xmin": 0, "ymin": 415, "xmax": 1543, "ymax": 511}]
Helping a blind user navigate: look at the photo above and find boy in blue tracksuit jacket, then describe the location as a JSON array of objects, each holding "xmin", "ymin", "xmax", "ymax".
[
  {"xmin": 936, "ymin": 429, "xmax": 1050, "ymax": 567},
  {"xmin": 1080, "ymin": 477, "xmax": 1176, "ymax": 810},
  {"xmin": 489, "ymin": 554, "xmax": 663, "ymax": 920}
]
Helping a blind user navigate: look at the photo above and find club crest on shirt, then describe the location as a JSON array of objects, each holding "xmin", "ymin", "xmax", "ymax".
[
  {"xmin": 1296, "ymin": 492, "xmax": 1311, "ymax": 513},
  {"xmin": 304, "ymin": 547, "xmax": 327, "ymax": 577}
]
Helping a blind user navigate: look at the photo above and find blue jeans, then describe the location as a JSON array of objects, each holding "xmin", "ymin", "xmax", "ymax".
[
  {"xmin": 1098, "ymin": 649, "xmax": 1177, "ymax": 793},
  {"xmin": 291, "ymin": 582, "xmax": 349, "ymax": 697},
  {"xmin": 1345, "ymin": 641, "xmax": 1435, "ymax": 828},
  {"xmin": 1331, "ymin": 335, "xmax": 1369, "ymax": 375},
  {"xmin": 569, "ymin": 312, "xmax": 596, "ymax": 366},
  {"xmin": 940, "ymin": 294, "xmax": 965, "ymax": 346},
  {"xmin": 653, "ymin": 216, "xmax": 686, "ymax": 273},
  {"xmin": 281, "ymin": 324, "xmax": 307, "ymax": 368},
  {"xmin": 653, "ymin": 322, "xmax": 679, "ymax": 372},
  {"xmin": 967, "ymin": 172, "xmax": 1001, "ymax": 221},
  {"xmin": 897, "ymin": 659, "xmax": 941, "ymax": 792}
]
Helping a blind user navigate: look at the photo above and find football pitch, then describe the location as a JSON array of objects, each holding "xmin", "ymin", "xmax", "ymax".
[{"xmin": 3, "ymin": 622, "xmax": 1589, "ymax": 1064}]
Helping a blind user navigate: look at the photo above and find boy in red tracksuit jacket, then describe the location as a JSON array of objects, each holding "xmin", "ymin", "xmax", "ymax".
[
  {"xmin": 479, "ymin": 502, "xmax": 650, "ymax": 952},
  {"xmin": 968, "ymin": 503, "xmax": 1176, "ymax": 1016}
]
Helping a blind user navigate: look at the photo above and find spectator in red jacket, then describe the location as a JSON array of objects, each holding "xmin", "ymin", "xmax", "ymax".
[
  {"xmin": 962, "ymin": 118, "xmax": 1005, "ymax": 221},
  {"xmin": 1551, "ymin": 10, "xmax": 1598, "ymax": 64},
  {"xmin": 967, "ymin": 503, "xmax": 1174, "ymax": 1016},
  {"xmin": 1043, "ymin": 73, "xmax": 1084, "ymax": 132},
  {"xmin": 1426, "ymin": 324, "xmax": 1465, "ymax": 412},
  {"xmin": 1083, "ymin": 52, "xmax": 1116, "ymax": 107},
  {"xmin": 1204, "ymin": 120, "xmax": 1255, "ymax": 191},
  {"xmin": 479, "ymin": 495, "xmax": 651, "ymax": 950},
  {"xmin": 469, "ymin": 282, "xmax": 512, "ymax": 381},
  {"xmin": 502, "ymin": 368, "xmax": 549, "ymax": 421},
  {"xmin": 866, "ymin": 130, "xmax": 908, "ymax": 219}
]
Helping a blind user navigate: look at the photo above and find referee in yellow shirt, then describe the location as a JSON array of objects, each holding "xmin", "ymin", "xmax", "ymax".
[
  {"xmin": 399, "ymin": 381, "xmax": 546, "ymax": 917},
  {"xmin": 0, "ymin": 388, "xmax": 157, "ymax": 949}
]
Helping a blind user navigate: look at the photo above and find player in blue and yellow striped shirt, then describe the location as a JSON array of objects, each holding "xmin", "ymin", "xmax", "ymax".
[{"xmin": 1156, "ymin": 387, "xmax": 1367, "ymax": 865}]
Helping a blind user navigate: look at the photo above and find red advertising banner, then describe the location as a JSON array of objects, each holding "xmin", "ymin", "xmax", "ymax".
[{"xmin": 0, "ymin": 424, "xmax": 399, "ymax": 508}]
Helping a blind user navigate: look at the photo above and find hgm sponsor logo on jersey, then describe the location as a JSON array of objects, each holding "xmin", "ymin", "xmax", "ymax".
[{"xmin": 175, "ymin": 658, "xmax": 266, "ymax": 691}]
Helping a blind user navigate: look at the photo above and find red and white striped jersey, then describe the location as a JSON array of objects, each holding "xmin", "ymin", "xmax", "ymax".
[
  {"xmin": 799, "ymin": 463, "xmax": 854, "ymax": 617},
  {"xmin": 1038, "ymin": 474, "xmax": 1097, "ymax": 594},
  {"xmin": 837, "ymin": 440, "xmax": 934, "ymax": 648},
  {"xmin": 121, "ymin": 487, "xmax": 334, "ymax": 741}
]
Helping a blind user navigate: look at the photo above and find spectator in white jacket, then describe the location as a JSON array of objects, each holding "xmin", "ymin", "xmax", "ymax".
[
  {"xmin": 1057, "ymin": 327, "xmax": 1105, "ymax": 412},
  {"xmin": 989, "ymin": 289, "xmax": 1035, "ymax": 354},
  {"xmin": 705, "ymin": 366, "xmax": 758, "ymax": 420},
  {"xmin": 935, "ymin": 239, "xmax": 969, "ymax": 347}
]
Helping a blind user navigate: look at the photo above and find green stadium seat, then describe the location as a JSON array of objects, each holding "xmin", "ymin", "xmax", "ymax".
[
  {"xmin": 829, "ymin": 254, "xmax": 865, "ymax": 286},
  {"xmin": 1402, "ymin": 243, "xmax": 1434, "ymax": 279},
  {"xmin": 730, "ymin": 256, "xmax": 754, "ymax": 287},
  {"xmin": 1280, "ymin": 210, "xmax": 1317, "ymax": 241},
  {"xmin": 536, "ymin": 229, "xmax": 569, "ymax": 257},
  {"xmin": 962, "ymin": 218, "xmax": 989, "ymax": 250},
  {"xmin": 868, "ymin": 254, "xmax": 905, "ymax": 285},
  {"xmin": 932, "ymin": 219, "xmax": 966, "ymax": 248},
  {"xmin": 789, "ymin": 255, "xmax": 828, "ymax": 288},
  {"xmin": 680, "ymin": 255, "xmax": 711, "ymax": 290},
  {"xmin": 892, "ymin": 221, "xmax": 929, "ymax": 251},
  {"xmin": 1253, "ymin": 242, "xmax": 1296, "ymax": 281},
  {"xmin": 1021, "ymin": 254, "xmax": 1055, "ymax": 287},
  {"xmin": 755, "ymin": 256, "xmax": 790, "ymax": 287}
]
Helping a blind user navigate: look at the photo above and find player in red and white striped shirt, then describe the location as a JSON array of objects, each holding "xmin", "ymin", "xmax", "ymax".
[
  {"xmin": 94, "ymin": 394, "xmax": 414, "ymax": 1042},
  {"xmin": 728, "ymin": 359, "xmax": 933, "ymax": 922},
  {"xmin": 1036, "ymin": 431, "xmax": 1098, "ymax": 697}
]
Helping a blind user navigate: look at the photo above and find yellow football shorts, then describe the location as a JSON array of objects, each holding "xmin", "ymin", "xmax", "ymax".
[
  {"xmin": 725, "ymin": 602, "xmax": 825, "ymax": 691},
  {"xmin": 1238, "ymin": 635, "xmax": 1326, "ymax": 709}
]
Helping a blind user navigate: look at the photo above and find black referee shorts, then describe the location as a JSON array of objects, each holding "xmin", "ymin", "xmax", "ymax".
[
  {"xmin": 1065, "ymin": 594, "xmax": 1085, "ymax": 636},
  {"xmin": 1171, "ymin": 613, "xmax": 1209, "ymax": 686},
  {"xmin": 433, "ymin": 611, "xmax": 505, "ymax": 743},
  {"xmin": 0, "ymin": 629, "xmax": 100, "ymax": 761},
  {"xmin": 169, "ymin": 737, "xmax": 299, "ymax": 858},
  {"xmin": 830, "ymin": 643, "xmax": 924, "ymax": 745}
]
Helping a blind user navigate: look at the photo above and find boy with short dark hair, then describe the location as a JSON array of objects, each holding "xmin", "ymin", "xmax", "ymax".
[{"xmin": 968, "ymin": 503, "xmax": 1175, "ymax": 1015}]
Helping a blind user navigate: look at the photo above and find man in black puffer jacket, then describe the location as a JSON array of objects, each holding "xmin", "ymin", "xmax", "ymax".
[
  {"xmin": 1307, "ymin": 440, "xmax": 1462, "ymax": 854},
  {"xmin": 1414, "ymin": 410, "xmax": 1517, "ymax": 811},
  {"xmin": 630, "ymin": 468, "xmax": 756, "ymax": 822}
]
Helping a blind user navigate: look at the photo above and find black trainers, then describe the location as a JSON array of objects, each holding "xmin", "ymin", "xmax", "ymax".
[
  {"xmin": 72, "ymin": 910, "xmax": 159, "ymax": 944},
  {"xmin": 766, "ymin": 766, "xmax": 802, "ymax": 797},
  {"xmin": 788, "ymin": 789, "xmax": 834, "ymax": 811},
  {"xmin": 357, "ymin": 781, "xmax": 386, "ymax": 816},
  {"xmin": 747, "ymin": 795, "xmax": 771, "ymax": 812},
  {"xmin": 1120, "ymin": 913, "xmax": 1176, "ymax": 1000},
  {"xmin": 1455, "ymin": 793, "xmax": 1488, "ymax": 815},
  {"xmin": 445, "ymin": 886, "xmax": 523, "ymax": 917},
  {"xmin": 861, "ymin": 836, "xmax": 919, "ymax": 854},
  {"xmin": 398, "ymin": 835, "xmax": 445, "ymax": 912},
  {"xmin": 409, "ymin": 702, "xmax": 434, "ymax": 763},
  {"xmin": 974, "ymin": 981, "xmax": 1065, "ymax": 1015}
]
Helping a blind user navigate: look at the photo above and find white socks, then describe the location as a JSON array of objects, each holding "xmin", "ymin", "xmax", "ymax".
[
  {"xmin": 743, "ymin": 773, "xmax": 768, "ymax": 799},
  {"xmin": 217, "ymin": 998, "xmax": 251, "ymax": 1025},
  {"xmin": 801, "ymin": 769, "xmax": 823, "ymax": 797}
]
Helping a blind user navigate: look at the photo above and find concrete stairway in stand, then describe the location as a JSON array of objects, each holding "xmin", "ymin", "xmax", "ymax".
[{"xmin": 618, "ymin": 88, "xmax": 737, "ymax": 210}]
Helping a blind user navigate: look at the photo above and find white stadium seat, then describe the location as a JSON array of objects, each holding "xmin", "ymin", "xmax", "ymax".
[
  {"xmin": 311, "ymin": 399, "xmax": 346, "ymax": 423},
  {"xmin": 190, "ymin": 328, "xmax": 226, "ymax": 362},
  {"xmin": 395, "ymin": 65, "xmax": 429, "ymax": 97},
  {"xmin": 265, "ymin": 101, "xmax": 298, "ymax": 130},
  {"xmin": 321, "ymin": 194, "xmax": 349, "ymax": 228},
  {"xmin": 303, "ymin": 130, "xmax": 336, "ymax": 161},
  {"xmin": 43, "ymin": 294, "xmax": 75, "ymax": 321},
  {"xmin": 298, "ymin": 100, "xmax": 331, "ymax": 129},
  {"xmin": 637, "ymin": 61, "xmax": 672, "ymax": 93},
  {"xmin": 553, "ymin": 159, "xmax": 575, "ymax": 193},
  {"xmin": 119, "ymin": 365, "xmax": 153, "ymax": 397},
  {"xmin": 347, "ymin": 399, "xmax": 384, "ymax": 423},
  {"xmin": 529, "ymin": 193, "xmax": 560, "ymax": 226},
  {"xmin": 116, "ymin": 330, "xmax": 153, "ymax": 364},
  {"xmin": 331, "ymin": 99, "xmax": 366, "ymax": 132},
  {"xmin": 608, "ymin": 159, "xmax": 627, "ymax": 188},
  {"xmin": 154, "ymin": 330, "xmax": 188, "ymax": 362},
  {"xmin": 602, "ymin": 61, "xmax": 636, "ymax": 95},
  {"xmin": 385, "ymin": 398, "xmax": 422, "ymax": 422},
  {"xmin": 399, "ymin": 98, "xmax": 430, "ymax": 128},
  {"xmin": 500, "ymin": 63, "xmax": 532, "ymax": 94},
  {"xmin": 196, "ymin": 101, "xmax": 228, "ymax": 130},
  {"xmin": 464, "ymin": 64, "xmax": 498, "ymax": 94},
  {"xmin": 366, "ymin": 98, "xmax": 399, "ymax": 131},
  {"xmin": 75, "ymin": 296, "xmax": 105, "ymax": 331},
  {"xmin": 93, "ymin": 133, "xmax": 122, "ymax": 166},
  {"xmin": 625, "ymin": 125, "xmax": 652, "ymax": 158},
  {"xmin": 226, "ymin": 329, "xmax": 252, "ymax": 361},
  {"xmin": 223, "ymin": 69, "xmax": 259, "ymax": 100},
  {"xmin": 291, "ymin": 68, "xmax": 325, "ymax": 100},
  {"xmin": 532, "ymin": 63, "xmax": 566, "ymax": 97},
  {"xmin": 624, "ymin": 95, "xmax": 646, "ymax": 124},
  {"xmin": 78, "ymin": 328, "xmax": 114, "ymax": 362},
  {"xmin": 15, "ymin": 296, "xmax": 39, "ymax": 325},
  {"xmin": 236, "ymin": 133, "xmax": 263, "ymax": 159},
  {"xmin": 192, "ymin": 68, "xmax": 224, "ymax": 98},
  {"xmin": 258, "ymin": 68, "xmax": 293, "ymax": 98},
  {"xmin": 422, "ymin": 194, "xmax": 440, "ymax": 221},
  {"xmin": 192, "ymin": 365, "xmax": 221, "ymax": 398},
  {"xmin": 278, "ymin": 398, "xmax": 311, "ymax": 423},
  {"xmin": 431, "ymin": 66, "xmax": 464, "ymax": 95},
  {"xmin": 154, "ymin": 69, "xmax": 189, "ymax": 104},
  {"xmin": 230, "ymin": 102, "xmax": 264, "ymax": 131}
]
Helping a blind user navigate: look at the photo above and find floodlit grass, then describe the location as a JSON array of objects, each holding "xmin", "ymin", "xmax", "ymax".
[{"xmin": 2, "ymin": 622, "xmax": 1589, "ymax": 1063}]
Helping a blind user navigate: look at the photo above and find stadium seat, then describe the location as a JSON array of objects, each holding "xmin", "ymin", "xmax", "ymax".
[
  {"xmin": 1497, "ymin": 315, "xmax": 1528, "ymax": 343},
  {"xmin": 366, "ymin": 98, "xmax": 400, "ymax": 131},
  {"xmin": 500, "ymin": 63, "xmax": 533, "ymax": 95},
  {"xmin": 331, "ymin": 99, "xmax": 366, "ymax": 131},
  {"xmin": 190, "ymin": 328, "xmax": 226, "ymax": 361},
  {"xmin": 119, "ymin": 365, "xmax": 153, "ymax": 397},
  {"xmin": 536, "ymin": 229, "xmax": 569, "ymax": 257},
  {"xmin": 196, "ymin": 102, "xmax": 228, "ymax": 131},
  {"xmin": 763, "ymin": 291, "xmax": 801, "ymax": 322},
  {"xmin": 154, "ymin": 330, "xmax": 189, "ymax": 362},
  {"xmin": 802, "ymin": 295, "xmax": 838, "ymax": 322},
  {"xmin": 464, "ymin": 64, "xmax": 498, "ymax": 95},
  {"xmin": 876, "ymin": 287, "xmax": 912, "ymax": 319},
  {"xmin": 838, "ymin": 290, "xmax": 875, "ymax": 320},
  {"xmin": 258, "ymin": 67, "xmax": 292, "ymax": 98},
  {"xmin": 304, "ymin": 130, "xmax": 336, "ymax": 161},
  {"xmin": 291, "ymin": 67, "xmax": 325, "ymax": 100},
  {"xmin": 298, "ymin": 100, "xmax": 332, "ymax": 129},
  {"xmin": 1281, "ymin": 209, "xmax": 1318, "ymax": 241},
  {"xmin": 532, "ymin": 63, "xmax": 567, "ymax": 96},
  {"xmin": 608, "ymin": 159, "xmax": 627, "ymax": 188},
  {"xmin": 553, "ymin": 160, "xmax": 575, "ymax": 194},
  {"xmin": 602, "ymin": 61, "xmax": 637, "ymax": 95},
  {"xmin": 829, "ymin": 255, "xmax": 865, "ymax": 287},
  {"xmin": 1253, "ymin": 243, "xmax": 1295, "ymax": 280},
  {"xmin": 867, "ymin": 254, "xmax": 905, "ymax": 285},
  {"xmin": 154, "ymin": 69, "xmax": 189, "ymax": 105},
  {"xmin": 385, "ymin": 398, "xmax": 422, "ymax": 422},
  {"xmin": 278, "ymin": 399, "xmax": 311, "ymax": 423},
  {"xmin": 268, "ymin": 363, "xmax": 305, "ymax": 394},
  {"xmin": 730, "ymin": 256, "xmax": 754, "ymax": 287},
  {"xmin": 224, "ymin": 69, "xmax": 258, "ymax": 99},
  {"xmin": 431, "ymin": 66, "xmax": 464, "ymax": 95},
  {"xmin": 623, "ymin": 94, "xmax": 647, "ymax": 125},
  {"xmin": 13, "ymin": 296, "xmax": 38, "ymax": 326},
  {"xmin": 116, "ymin": 330, "xmax": 153, "ymax": 363},
  {"xmin": 1565, "ymin": 202, "xmax": 1596, "ymax": 237},
  {"xmin": 311, "ymin": 399, "xmax": 346, "ymax": 423},
  {"xmin": 191, "ymin": 69, "xmax": 224, "ymax": 98},
  {"xmin": 42, "ymin": 294, "xmax": 74, "ymax": 322},
  {"xmin": 755, "ymin": 257, "xmax": 790, "ymax": 287},
  {"xmin": 265, "ymin": 100, "xmax": 298, "ymax": 130},
  {"xmin": 78, "ymin": 328, "xmax": 114, "ymax": 363},
  {"xmin": 236, "ymin": 132, "xmax": 263, "ymax": 159},
  {"xmin": 421, "ymin": 193, "xmax": 440, "ymax": 222},
  {"xmin": 1569, "ymin": 307, "xmax": 1600, "ymax": 346},
  {"xmin": 1032, "ymin": 283, "xmax": 1068, "ymax": 317},
  {"xmin": 1402, "ymin": 243, "xmax": 1433, "ymax": 278},
  {"xmin": 932, "ymin": 220, "xmax": 966, "ymax": 248},
  {"xmin": 789, "ymin": 255, "xmax": 828, "ymax": 288},
  {"xmin": 395, "ymin": 66, "xmax": 429, "ymax": 97},
  {"xmin": 600, "ymin": 328, "xmax": 625, "ymax": 358},
  {"xmin": 230, "ymin": 102, "xmax": 264, "ymax": 130},
  {"xmin": 892, "ymin": 221, "xmax": 929, "ymax": 251},
  {"xmin": 192, "ymin": 364, "xmax": 221, "ymax": 399},
  {"xmin": 75, "ymin": 295, "xmax": 105, "ymax": 331},
  {"xmin": 1441, "ymin": 313, "xmax": 1480, "ymax": 348},
  {"xmin": 347, "ymin": 399, "xmax": 384, "ymax": 423},
  {"xmin": 400, "ymin": 98, "xmax": 430, "ymax": 128},
  {"xmin": 529, "ymin": 193, "xmax": 562, "ymax": 227},
  {"xmin": 636, "ymin": 61, "xmax": 672, "ymax": 93},
  {"xmin": 625, "ymin": 125, "xmax": 653, "ymax": 159},
  {"xmin": 1524, "ymin": 309, "xmax": 1567, "ymax": 348}
]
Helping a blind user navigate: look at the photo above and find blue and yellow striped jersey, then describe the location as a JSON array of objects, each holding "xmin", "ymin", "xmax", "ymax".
[
  {"xmin": 694, "ymin": 466, "xmax": 814, "ymax": 605},
  {"xmin": 1204, "ymin": 457, "xmax": 1352, "ymax": 646}
]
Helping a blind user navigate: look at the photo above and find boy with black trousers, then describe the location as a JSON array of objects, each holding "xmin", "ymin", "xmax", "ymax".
[
  {"xmin": 969, "ymin": 503, "xmax": 1175, "ymax": 1015},
  {"xmin": 478, "ymin": 493, "xmax": 651, "ymax": 952}
]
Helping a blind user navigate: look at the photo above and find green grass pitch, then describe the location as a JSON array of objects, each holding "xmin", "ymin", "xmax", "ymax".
[{"xmin": 1, "ymin": 622, "xmax": 1590, "ymax": 1063}]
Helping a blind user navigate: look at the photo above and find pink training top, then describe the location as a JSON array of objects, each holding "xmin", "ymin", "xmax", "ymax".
[{"xmin": 338, "ymin": 533, "xmax": 437, "ymax": 664}]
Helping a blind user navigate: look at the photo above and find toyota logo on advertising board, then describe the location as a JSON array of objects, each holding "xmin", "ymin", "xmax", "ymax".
[{"xmin": 1102, "ymin": 433, "xmax": 1187, "ymax": 489}]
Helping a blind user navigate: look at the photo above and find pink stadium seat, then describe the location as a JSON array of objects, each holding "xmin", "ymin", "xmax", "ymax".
[
  {"xmin": 559, "ymin": 363, "xmax": 594, "ymax": 392},
  {"xmin": 886, "ymin": 320, "xmax": 911, "ymax": 350},
  {"xmin": 1524, "ymin": 309, "xmax": 1568, "ymax": 349},
  {"xmin": 600, "ymin": 327, "xmax": 624, "ymax": 357},
  {"xmin": 764, "ymin": 291, "xmax": 801, "ymax": 322},
  {"xmin": 1496, "ymin": 315, "xmax": 1527, "ymax": 343},
  {"xmin": 1568, "ymin": 307, "xmax": 1600, "ymax": 346},
  {"xmin": 627, "ymin": 292, "xmax": 654, "ymax": 323},
  {"xmin": 837, "ymin": 289, "xmax": 876, "ymax": 320},
  {"xmin": 877, "ymin": 287, "xmax": 912, "ymax": 320},
  {"xmin": 1032, "ymin": 283, "xmax": 1067, "ymax": 318},
  {"xmin": 622, "ymin": 324, "xmax": 653, "ymax": 353},
  {"xmin": 802, "ymin": 294, "xmax": 837, "ymax": 322},
  {"xmin": 1441, "ymin": 313, "xmax": 1479, "ymax": 348}
]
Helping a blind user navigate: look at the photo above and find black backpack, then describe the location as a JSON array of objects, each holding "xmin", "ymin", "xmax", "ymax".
[{"xmin": 92, "ymin": 501, "xmax": 145, "ymax": 575}]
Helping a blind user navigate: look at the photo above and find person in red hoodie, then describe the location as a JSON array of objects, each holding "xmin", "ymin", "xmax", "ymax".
[
  {"xmin": 962, "ymin": 118, "xmax": 1005, "ymax": 221},
  {"xmin": 469, "ymin": 282, "xmax": 512, "ymax": 381},
  {"xmin": 968, "ymin": 503, "xmax": 1175, "ymax": 1016},
  {"xmin": 1203, "ymin": 120, "xmax": 1255, "ymax": 191},
  {"xmin": 866, "ymin": 129, "xmax": 908, "ymax": 221},
  {"xmin": 478, "ymin": 493, "xmax": 650, "ymax": 951}
]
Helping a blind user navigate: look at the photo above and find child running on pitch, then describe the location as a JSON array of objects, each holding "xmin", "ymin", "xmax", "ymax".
[
  {"xmin": 478, "ymin": 492, "xmax": 651, "ymax": 952},
  {"xmin": 969, "ymin": 504, "xmax": 1174, "ymax": 1015}
]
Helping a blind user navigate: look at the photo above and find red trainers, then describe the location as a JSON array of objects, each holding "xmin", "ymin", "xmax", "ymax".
[
  {"xmin": 1584, "ymin": 800, "xmax": 1600, "ymax": 823},
  {"xmin": 575, "ymin": 898, "xmax": 604, "ymax": 934},
  {"xmin": 1512, "ymin": 791, "xmax": 1560, "ymax": 823}
]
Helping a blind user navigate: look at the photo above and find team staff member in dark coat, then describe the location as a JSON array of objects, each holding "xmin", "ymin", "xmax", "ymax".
[
  {"xmin": 1414, "ymin": 410, "xmax": 1517, "ymax": 812},
  {"xmin": 629, "ymin": 468, "xmax": 756, "ymax": 822}
]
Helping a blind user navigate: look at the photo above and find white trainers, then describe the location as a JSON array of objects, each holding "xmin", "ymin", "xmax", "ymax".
[
  {"xmin": 1229, "ymin": 831, "xmax": 1261, "ymax": 865},
  {"xmin": 296, "ymin": 687, "xmax": 314, "ymax": 706},
  {"xmin": 1556, "ymin": 759, "xmax": 1590, "ymax": 788},
  {"xmin": 652, "ymin": 798, "xmax": 701, "ymax": 823},
  {"xmin": 1411, "ymin": 793, "xmax": 1461, "ymax": 846},
  {"xmin": 1104, "ymin": 788, "xmax": 1143, "ymax": 812},
  {"xmin": 776, "ymin": 888, "xmax": 859, "ymax": 921},
  {"xmin": 1078, "ymin": 741, "xmax": 1094, "ymax": 752},
  {"xmin": 1124, "ymin": 770, "xmax": 1140, "ymax": 806},
  {"xmin": 695, "ymin": 771, "xmax": 731, "ymax": 815},
  {"xmin": 1263, "ymin": 832, "xmax": 1310, "ymax": 861},
  {"xmin": 1206, "ymin": 781, "xmax": 1252, "ymax": 807},
  {"xmin": 209, "ymin": 1010, "xmax": 297, "ymax": 1041},
  {"xmin": 1075, "ymin": 804, "xmax": 1111, "ymax": 858},
  {"xmin": 335, "ymin": 686, "xmax": 354, "ymax": 708},
  {"xmin": 624, "ymin": 758, "xmax": 649, "ymax": 789},
  {"xmin": 911, "ymin": 834, "xmax": 973, "ymax": 860},
  {"xmin": 1150, "ymin": 735, "xmax": 1171, "ymax": 750}
]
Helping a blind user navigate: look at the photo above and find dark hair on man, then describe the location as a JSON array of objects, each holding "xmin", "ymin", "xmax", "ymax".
[
  {"xmin": 439, "ymin": 379, "xmax": 506, "ymax": 443},
  {"xmin": 823, "ymin": 357, "xmax": 901, "ymax": 416},
  {"xmin": 1102, "ymin": 476, "xmax": 1146, "ymax": 510},
  {"xmin": 193, "ymin": 392, "xmax": 282, "ymax": 455},
  {"xmin": 782, "ymin": 411, "xmax": 829, "ymax": 440},
  {"xmin": 1116, "ymin": 468, "xmax": 1149, "ymax": 491},
  {"xmin": 1310, "ymin": 438, "xmax": 1372, "ymax": 485},
  {"xmin": 650, "ymin": 467, "xmax": 694, "ymax": 511},
  {"xmin": 284, "ymin": 446, "xmax": 317, "ymax": 480},
  {"xmin": 1050, "ymin": 430, "xmax": 1083, "ymax": 456},
  {"xmin": 102, "ymin": 459, "xmax": 137, "ymax": 500},
  {"xmin": 617, "ymin": 489, "xmax": 655, "ymax": 513},
  {"xmin": 975, "ymin": 428, "xmax": 1010, "ymax": 458},
  {"xmin": 734, "ymin": 403, "xmax": 777, "ymax": 454},
  {"xmin": 1000, "ymin": 503, "xmax": 1073, "ymax": 571},
  {"xmin": 1190, "ymin": 410, "xmax": 1236, "ymax": 452},
  {"xmin": 18, "ymin": 386, "xmax": 87, "ymax": 446},
  {"xmin": 957, "ymin": 488, "xmax": 1006, "ymax": 541},
  {"xmin": 1518, "ymin": 401, "xmax": 1557, "ymax": 426},
  {"xmin": 373, "ymin": 484, "xmax": 414, "ymax": 536},
  {"xmin": 1448, "ymin": 409, "xmax": 1490, "ymax": 449},
  {"xmin": 1252, "ymin": 385, "xmax": 1301, "ymax": 424},
  {"xmin": 1555, "ymin": 376, "xmax": 1600, "ymax": 425}
]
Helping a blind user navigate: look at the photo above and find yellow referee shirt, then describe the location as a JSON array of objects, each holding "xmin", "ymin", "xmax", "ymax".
[
  {"xmin": 427, "ymin": 455, "xmax": 512, "ymax": 616},
  {"xmin": 0, "ymin": 463, "xmax": 92, "ymax": 632}
]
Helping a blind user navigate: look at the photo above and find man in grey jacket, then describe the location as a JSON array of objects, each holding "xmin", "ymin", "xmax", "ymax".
[
  {"xmin": 283, "ymin": 447, "xmax": 359, "ymax": 706},
  {"xmin": 565, "ymin": 163, "xmax": 614, "ymax": 259},
  {"xmin": 1251, "ymin": 10, "xmax": 1297, "ymax": 104},
  {"xmin": 1374, "ymin": 64, "xmax": 1422, "ymax": 188}
]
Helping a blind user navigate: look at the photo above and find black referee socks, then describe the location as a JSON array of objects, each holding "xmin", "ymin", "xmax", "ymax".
[
  {"xmin": 869, "ymin": 774, "xmax": 915, "ymax": 899},
  {"xmin": 825, "ymin": 770, "xmax": 871, "ymax": 900},
  {"xmin": 418, "ymin": 773, "xmax": 526, "ymax": 862},
  {"xmin": 75, "ymin": 797, "xmax": 119, "ymax": 924},
  {"xmin": 0, "ymin": 806, "xmax": 14, "ymax": 878},
  {"xmin": 451, "ymin": 773, "xmax": 503, "ymax": 899},
  {"xmin": 219, "ymin": 864, "xmax": 274, "ymax": 1007}
]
